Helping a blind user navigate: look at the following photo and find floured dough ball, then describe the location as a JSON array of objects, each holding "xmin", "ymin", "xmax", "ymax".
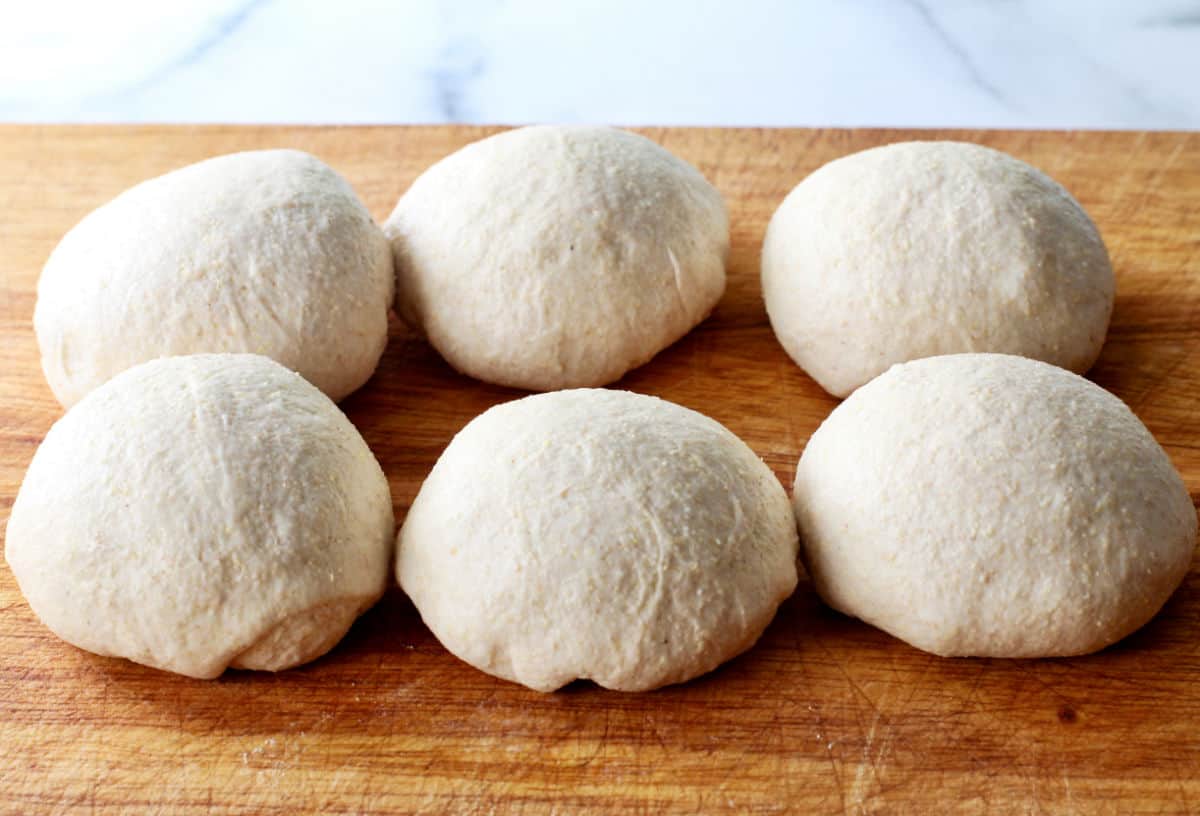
[
  {"xmin": 794, "ymin": 353, "xmax": 1196, "ymax": 657},
  {"xmin": 762, "ymin": 141, "xmax": 1114, "ymax": 397},
  {"xmin": 36, "ymin": 149, "xmax": 394, "ymax": 407},
  {"xmin": 5, "ymin": 354, "xmax": 395, "ymax": 679},
  {"xmin": 398, "ymin": 389, "xmax": 798, "ymax": 691},
  {"xmin": 384, "ymin": 126, "xmax": 728, "ymax": 390}
]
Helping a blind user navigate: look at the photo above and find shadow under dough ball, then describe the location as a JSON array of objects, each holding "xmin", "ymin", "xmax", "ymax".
[
  {"xmin": 384, "ymin": 125, "xmax": 728, "ymax": 391},
  {"xmin": 762, "ymin": 141, "xmax": 1115, "ymax": 397},
  {"xmin": 4, "ymin": 354, "xmax": 395, "ymax": 679},
  {"xmin": 397, "ymin": 388, "xmax": 798, "ymax": 692},
  {"xmin": 35, "ymin": 149, "xmax": 394, "ymax": 407},
  {"xmin": 793, "ymin": 353, "xmax": 1196, "ymax": 657}
]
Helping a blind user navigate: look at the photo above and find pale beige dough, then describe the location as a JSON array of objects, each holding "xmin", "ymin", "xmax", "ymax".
[
  {"xmin": 5, "ymin": 354, "xmax": 395, "ymax": 679},
  {"xmin": 384, "ymin": 126, "xmax": 728, "ymax": 391},
  {"xmin": 35, "ymin": 149, "xmax": 394, "ymax": 407},
  {"xmin": 762, "ymin": 141, "xmax": 1114, "ymax": 397},
  {"xmin": 793, "ymin": 353, "xmax": 1196, "ymax": 657},
  {"xmin": 397, "ymin": 388, "xmax": 798, "ymax": 691}
]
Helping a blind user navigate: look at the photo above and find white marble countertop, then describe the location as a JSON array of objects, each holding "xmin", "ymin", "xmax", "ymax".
[{"xmin": 2, "ymin": 0, "xmax": 1197, "ymax": 129}]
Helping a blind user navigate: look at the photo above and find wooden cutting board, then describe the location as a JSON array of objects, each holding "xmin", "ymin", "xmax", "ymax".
[{"xmin": 1, "ymin": 126, "xmax": 1198, "ymax": 815}]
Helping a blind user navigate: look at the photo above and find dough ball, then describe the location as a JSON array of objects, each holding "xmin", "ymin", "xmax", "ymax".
[
  {"xmin": 384, "ymin": 126, "xmax": 728, "ymax": 390},
  {"xmin": 762, "ymin": 141, "xmax": 1114, "ymax": 397},
  {"xmin": 794, "ymin": 353, "xmax": 1196, "ymax": 657},
  {"xmin": 35, "ymin": 149, "xmax": 394, "ymax": 407},
  {"xmin": 398, "ymin": 389, "xmax": 798, "ymax": 691},
  {"xmin": 5, "ymin": 354, "xmax": 395, "ymax": 679}
]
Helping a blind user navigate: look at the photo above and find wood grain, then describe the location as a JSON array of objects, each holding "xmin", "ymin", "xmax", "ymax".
[{"xmin": 1, "ymin": 126, "xmax": 1198, "ymax": 815}]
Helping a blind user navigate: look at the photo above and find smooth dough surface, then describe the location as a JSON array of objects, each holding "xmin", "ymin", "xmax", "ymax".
[
  {"xmin": 398, "ymin": 389, "xmax": 798, "ymax": 691},
  {"xmin": 384, "ymin": 126, "xmax": 728, "ymax": 390},
  {"xmin": 762, "ymin": 141, "xmax": 1114, "ymax": 397},
  {"xmin": 793, "ymin": 353, "xmax": 1196, "ymax": 657},
  {"xmin": 5, "ymin": 354, "xmax": 395, "ymax": 679},
  {"xmin": 36, "ymin": 149, "xmax": 394, "ymax": 407}
]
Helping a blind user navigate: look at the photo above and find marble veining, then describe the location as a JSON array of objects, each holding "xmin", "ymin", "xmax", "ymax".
[
  {"xmin": 109, "ymin": 0, "xmax": 272, "ymax": 101},
  {"xmin": 0, "ymin": 0, "xmax": 1196, "ymax": 127},
  {"xmin": 904, "ymin": 0, "xmax": 1008, "ymax": 105}
]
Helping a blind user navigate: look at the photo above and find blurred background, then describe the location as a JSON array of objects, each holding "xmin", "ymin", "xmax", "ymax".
[{"xmin": 1, "ymin": 0, "xmax": 1197, "ymax": 128}]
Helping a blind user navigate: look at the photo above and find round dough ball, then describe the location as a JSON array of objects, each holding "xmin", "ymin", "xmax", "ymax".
[
  {"xmin": 384, "ymin": 126, "xmax": 728, "ymax": 390},
  {"xmin": 35, "ymin": 149, "xmax": 394, "ymax": 408},
  {"xmin": 5, "ymin": 354, "xmax": 395, "ymax": 679},
  {"xmin": 398, "ymin": 389, "xmax": 798, "ymax": 691},
  {"xmin": 794, "ymin": 353, "xmax": 1196, "ymax": 658},
  {"xmin": 762, "ymin": 141, "xmax": 1114, "ymax": 397}
]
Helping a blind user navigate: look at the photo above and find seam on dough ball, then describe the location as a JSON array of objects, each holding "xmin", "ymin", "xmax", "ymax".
[{"xmin": 228, "ymin": 595, "xmax": 378, "ymax": 673}]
